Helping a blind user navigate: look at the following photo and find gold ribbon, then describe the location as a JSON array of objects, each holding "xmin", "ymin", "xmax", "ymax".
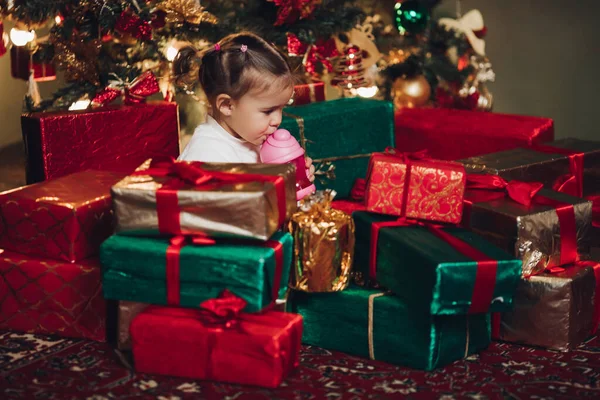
[
  {"xmin": 368, "ymin": 292, "xmax": 386, "ymax": 360},
  {"xmin": 464, "ymin": 318, "xmax": 470, "ymax": 358}
]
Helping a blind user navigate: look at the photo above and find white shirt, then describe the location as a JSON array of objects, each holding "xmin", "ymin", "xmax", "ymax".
[{"xmin": 178, "ymin": 115, "xmax": 260, "ymax": 163}]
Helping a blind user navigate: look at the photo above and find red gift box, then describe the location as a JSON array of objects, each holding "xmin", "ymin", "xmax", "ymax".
[
  {"xmin": 0, "ymin": 251, "xmax": 108, "ymax": 341},
  {"xmin": 131, "ymin": 291, "xmax": 303, "ymax": 388},
  {"xmin": 21, "ymin": 101, "xmax": 180, "ymax": 184},
  {"xmin": 0, "ymin": 170, "xmax": 123, "ymax": 262},
  {"xmin": 10, "ymin": 46, "xmax": 56, "ymax": 82},
  {"xmin": 291, "ymin": 81, "xmax": 325, "ymax": 106},
  {"xmin": 364, "ymin": 151, "xmax": 466, "ymax": 223},
  {"xmin": 395, "ymin": 108, "xmax": 554, "ymax": 161}
]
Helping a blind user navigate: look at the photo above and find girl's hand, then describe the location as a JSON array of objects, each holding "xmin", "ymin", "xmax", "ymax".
[{"xmin": 305, "ymin": 156, "xmax": 316, "ymax": 182}]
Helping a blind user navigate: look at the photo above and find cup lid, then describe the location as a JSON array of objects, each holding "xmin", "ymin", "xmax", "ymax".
[{"xmin": 260, "ymin": 129, "xmax": 305, "ymax": 163}]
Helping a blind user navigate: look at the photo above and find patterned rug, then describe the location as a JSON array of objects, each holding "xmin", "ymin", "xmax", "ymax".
[{"xmin": 1, "ymin": 331, "xmax": 599, "ymax": 399}]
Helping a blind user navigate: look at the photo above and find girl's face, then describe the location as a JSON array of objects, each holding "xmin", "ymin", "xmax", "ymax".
[{"xmin": 224, "ymin": 78, "xmax": 294, "ymax": 146}]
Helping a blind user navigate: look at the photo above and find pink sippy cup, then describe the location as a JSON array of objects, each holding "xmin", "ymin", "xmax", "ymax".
[{"xmin": 260, "ymin": 129, "xmax": 316, "ymax": 200}]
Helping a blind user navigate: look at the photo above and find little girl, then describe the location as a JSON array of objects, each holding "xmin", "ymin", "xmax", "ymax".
[{"xmin": 174, "ymin": 32, "xmax": 315, "ymax": 180}]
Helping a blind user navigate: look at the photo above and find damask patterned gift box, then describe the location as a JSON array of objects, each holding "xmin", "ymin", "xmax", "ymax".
[
  {"xmin": 289, "ymin": 285, "xmax": 490, "ymax": 370},
  {"xmin": 0, "ymin": 170, "xmax": 123, "ymax": 263},
  {"xmin": 0, "ymin": 251, "xmax": 110, "ymax": 341}
]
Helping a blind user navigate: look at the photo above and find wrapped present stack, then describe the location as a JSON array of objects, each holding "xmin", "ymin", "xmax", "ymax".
[
  {"xmin": 100, "ymin": 158, "xmax": 304, "ymax": 388},
  {"xmin": 288, "ymin": 151, "xmax": 524, "ymax": 370},
  {"xmin": 0, "ymin": 170, "xmax": 124, "ymax": 342},
  {"xmin": 457, "ymin": 138, "xmax": 600, "ymax": 351}
]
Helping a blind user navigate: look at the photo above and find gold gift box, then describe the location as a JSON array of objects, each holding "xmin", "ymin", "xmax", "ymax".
[
  {"xmin": 112, "ymin": 160, "xmax": 297, "ymax": 240},
  {"xmin": 494, "ymin": 263, "xmax": 598, "ymax": 351},
  {"xmin": 460, "ymin": 138, "xmax": 600, "ymax": 196},
  {"xmin": 464, "ymin": 188, "xmax": 593, "ymax": 277},
  {"xmin": 116, "ymin": 301, "xmax": 148, "ymax": 351}
]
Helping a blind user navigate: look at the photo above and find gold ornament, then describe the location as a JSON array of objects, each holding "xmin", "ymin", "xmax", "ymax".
[
  {"xmin": 392, "ymin": 75, "xmax": 431, "ymax": 109},
  {"xmin": 52, "ymin": 36, "xmax": 101, "ymax": 85},
  {"xmin": 157, "ymin": 0, "xmax": 218, "ymax": 25}
]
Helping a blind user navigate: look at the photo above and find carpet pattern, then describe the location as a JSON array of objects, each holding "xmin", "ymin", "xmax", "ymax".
[{"xmin": 1, "ymin": 331, "xmax": 599, "ymax": 399}]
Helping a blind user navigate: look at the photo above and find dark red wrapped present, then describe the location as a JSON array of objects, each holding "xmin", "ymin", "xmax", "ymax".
[
  {"xmin": 0, "ymin": 251, "xmax": 108, "ymax": 341},
  {"xmin": 291, "ymin": 80, "xmax": 325, "ymax": 106},
  {"xmin": 21, "ymin": 101, "xmax": 179, "ymax": 184},
  {"xmin": 131, "ymin": 291, "xmax": 303, "ymax": 388},
  {"xmin": 0, "ymin": 170, "xmax": 123, "ymax": 262},
  {"xmin": 10, "ymin": 46, "xmax": 56, "ymax": 82},
  {"xmin": 394, "ymin": 108, "xmax": 554, "ymax": 161}
]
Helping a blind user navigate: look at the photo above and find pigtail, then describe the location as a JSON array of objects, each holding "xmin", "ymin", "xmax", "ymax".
[{"xmin": 173, "ymin": 45, "xmax": 201, "ymax": 90}]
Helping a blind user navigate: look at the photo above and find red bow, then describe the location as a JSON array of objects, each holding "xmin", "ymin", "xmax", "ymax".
[
  {"xmin": 198, "ymin": 290, "xmax": 248, "ymax": 329},
  {"xmin": 91, "ymin": 71, "xmax": 160, "ymax": 107},
  {"xmin": 532, "ymin": 144, "xmax": 584, "ymax": 198},
  {"xmin": 287, "ymin": 33, "xmax": 339, "ymax": 76},
  {"xmin": 466, "ymin": 174, "xmax": 543, "ymax": 207},
  {"xmin": 115, "ymin": 10, "xmax": 152, "ymax": 41}
]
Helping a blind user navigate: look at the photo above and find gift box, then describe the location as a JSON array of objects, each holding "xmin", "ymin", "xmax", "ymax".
[
  {"xmin": 117, "ymin": 301, "xmax": 148, "ymax": 350},
  {"xmin": 10, "ymin": 46, "xmax": 56, "ymax": 82},
  {"xmin": 492, "ymin": 261, "xmax": 600, "ymax": 351},
  {"xmin": 291, "ymin": 80, "xmax": 326, "ymax": 106},
  {"xmin": 21, "ymin": 101, "xmax": 179, "ymax": 184},
  {"xmin": 0, "ymin": 170, "xmax": 123, "ymax": 263},
  {"xmin": 288, "ymin": 286, "xmax": 490, "ymax": 370},
  {"xmin": 364, "ymin": 151, "xmax": 466, "ymax": 223},
  {"xmin": 0, "ymin": 251, "xmax": 109, "ymax": 341},
  {"xmin": 395, "ymin": 108, "xmax": 554, "ymax": 161},
  {"xmin": 353, "ymin": 211, "xmax": 522, "ymax": 315},
  {"xmin": 460, "ymin": 138, "xmax": 600, "ymax": 197},
  {"xmin": 112, "ymin": 159, "xmax": 296, "ymax": 240},
  {"xmin": 288, "ymin": 191, "xmax": 355, "ymax": 292},
  {"xmin": 279, "ymin": 98, "xmax": 395, "ymax": 199},
  {"xmin": 463, "ymin": 178, "xmax": 593, "ymax": 277},
  {"xmin": 100, "ymin": 231, "xmax": 293, "ymax": 313},
  {"xmin": 131, "ymin": 291, "xmax": 303, "ymax": 388}
]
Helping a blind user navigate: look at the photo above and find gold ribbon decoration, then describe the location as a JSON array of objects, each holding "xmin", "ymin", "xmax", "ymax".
[
  {"xmin": 368, "ymin": 292, "xmax": 386, "ymax": 360},
  {"xmin": 464, "ymin": 318, "xmax": 470, "ymax": 358},
  {"xmin": 157, "ymin": 0, "xmax": 218, "ymax": 25}
]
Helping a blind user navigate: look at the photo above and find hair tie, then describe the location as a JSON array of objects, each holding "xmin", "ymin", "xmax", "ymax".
[
  {"xmin": 240, "ymin": 44, "xmax": 247, "ymax": 53},
  {"xmin": 214, "ymin": 43, "xmax": 221, "ymax": 51}
]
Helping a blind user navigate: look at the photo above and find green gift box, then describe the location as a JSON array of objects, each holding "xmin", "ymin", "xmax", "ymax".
[
  {"xmin": 288, "ymin": 286, "xmax": 490, "ymax": 370},
  {"xmin": 280, "ymin": 98, "xmax": 395, "ymax": 198},
  {"xmin": 100, "ymin": 232, "xmax": 292, "ymax": 313},
  {"xmin": 353, "ymin": 211, "xmax": 522, "ymax": 315}
]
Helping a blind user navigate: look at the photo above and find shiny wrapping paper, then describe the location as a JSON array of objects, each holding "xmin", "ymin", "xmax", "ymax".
[
  {"xmin": 100, "ymin": 232, "xmax": 292, "ymax": 312},
  {"xmin": 21, "ymin": 101, "xmax": 180, "ymax": 184},
  {"xmin": 395, "ymin": 108, "xmax": 554, "ymax": 161},
  {"xmin": 117, "ymin": 301, "xmax": 148, "ymax": 351},
  {"xmin": 0, "ymin": 171, "xmax": 123, "ymax": 263},
  {"xmin": 493, "ymin": 262, "xmax": 599, "ymax": 351},
  {"xmin": 365, "ymin": 153, "xmax": 466, "ymax": 223},
  {"xmin": 463, "ymin": 188, "xmax": 592, "ymax": 277},
  {"xmin": 353, "ymin": 211, "xmax": 522, "ymax": 315},
  {"xmin": 112, "ymin": 160, "xmax": 296, "ymax": 240},
  {"xmin": 279, "ymin": 98, "xmax": 395, "ymax": 198},
  {"xmin": 459, "ymin": 139, "xmax": 600, "ymax": 197},
  {"xmin": 291, "ymin": 81, "xmax": 326, "ymax": 106},
  {"xmin": 288, "ymin": 191, "xmax": 355, "ymax": 292},
  {"xmin": 130, "ymin": 303, "xmax": 303, "ymax": 388},
  {"xmin": 288, "ymin": 286, "xmax": 490, "ymax": 370},
  {"xmin": 0, "ymin": 252, "xmax": 108, "ymax": 341}
]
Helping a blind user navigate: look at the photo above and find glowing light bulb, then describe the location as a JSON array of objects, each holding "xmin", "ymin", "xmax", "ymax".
[
  {"xmin": 9, "ymin": 28, "xmax": 35, "ymax": 46},
  {"xmin": 55, "ymin": 15, "xmax": 63, "ymax": 25},
  {"xmin": 356, "ymin": 86, "xmax": 378, "ymax": 98},
  {"xmin": 166, "ymin": 45, "xmax": 179, "ymax": 62}
]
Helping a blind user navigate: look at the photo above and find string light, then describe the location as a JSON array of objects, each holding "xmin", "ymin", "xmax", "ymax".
[
  {"xmin": 69, "ymin": 99, "xmax": 91, "ymax": 111},
  {"xmin": 165, "ymin": 45, "xmax": 179, "ymax": 62},
  {"xmin": 9, "ymin": 28, "xmax": 35, "ymax": 46}
]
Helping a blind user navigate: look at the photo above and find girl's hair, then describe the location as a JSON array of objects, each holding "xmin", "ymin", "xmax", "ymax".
[{"xmin": 173, "ymin": 32, "xmax": 293, "ymax": 104}]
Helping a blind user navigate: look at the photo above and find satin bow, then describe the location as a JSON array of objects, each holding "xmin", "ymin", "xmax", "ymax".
[
  {"xmin": 114, "ymin": 10, "xmax": 152, "ymax": 41},
  {"xmin": 287, "ymin": 33, "xmax": 339, "ymax": 76},
  {"xmin": 91, "ymin": 71, "xmax": 160, "ymax": 107},
  {"xmin": 439, "ymin": 9, "xmax": 487, "ymax": 56},
  {"xmin": 466, "ymin": 174, "xmax": 544, "ymax": 207},
  {"xmin": 198, "ymin": 290, "xmax": 248, "ymax": 329}
]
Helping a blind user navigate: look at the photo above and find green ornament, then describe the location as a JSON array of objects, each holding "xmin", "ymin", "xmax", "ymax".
[{"xmin": 394, "ymin": 0, "xmax": 430, "ymax": 35}]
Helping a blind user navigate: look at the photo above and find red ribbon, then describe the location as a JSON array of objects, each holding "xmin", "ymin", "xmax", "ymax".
[
  {"xmin": 369, "ymin": 217, "xmax": 498, "ymax": 314},
  {"xmin": 532, "ymin": 144, "xmax": 584, "ymax": 197},
  {"xmin": 287, "ymin": 33, "xmax": 339, "ymax": 76},
  {"xmin": 165, "ymin": 235, "xmax": 285, "ymax": 308},
  {"xmin": 464, "ymin": 174, "xmax": 578, "ymax": 268},
  {"xmin": 91, "ymin": 71, "xmax": 160, "ymax": 107},
  {"xmin": 134, "ymin": 157, "xmax": 287, "ymax": 235},
  {"xmin": 586, "ymin": 194, "xmax": 600, "ymax": 228},
  {"xmin": 198, "ymin": 289, "xmax": 248, "ymax": 329},
  {"xmin": 115, "ymin": 10, "xmax": 152, "ymax": 41}
]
